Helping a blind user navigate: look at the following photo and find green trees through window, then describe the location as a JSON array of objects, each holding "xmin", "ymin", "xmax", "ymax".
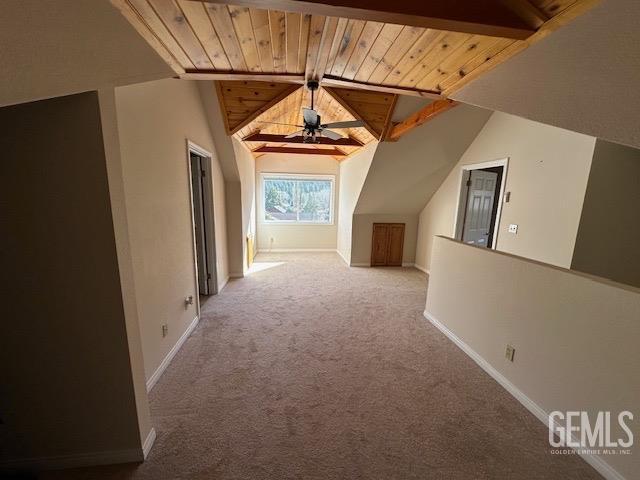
[{"xmin": 263, "ymin": 176, "xmax": 333, "ymax": 223}]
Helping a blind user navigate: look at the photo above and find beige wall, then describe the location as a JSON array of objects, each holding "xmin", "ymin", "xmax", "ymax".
[
  {"xmin": 355, "ymin": 104, "xmax": 491, "ymax": 214},
  {"xmin": 337, "ymin": 143, "xmax": 377, "ymax": 263},
  {"xmin": 115, "ymin": 78, "xmax": 229, "ymax": 382},
  {"xmin": 255, "ymin": 153, "xmax": 340, "ymax": 251},
  {"xmin": 0, "ymin": 92, "xmax": 147, "ymax": 466},
  {"xmin": 0, "ymin": 0, "xmax": 172, "ymax": 108},
  {"xmin": 415, "ymin": 112, "xmax": 596, "ymax": 271},
  {"xmin": 351, "ymin": 214, "xmax": 418, "ymax": 266},
  {"xmin": 197, "ymin": 82, "xmax": 245, "ymax": 276},
  {"xmin": 452, "ymin": 1, "xmax": 640, "ymax": 150},
  {"xmin": 233, "ymin": 139, "xmax": 257, "ymax": 271},
  {"xmin": 571, "ymin": 139, "xmax": 640, "ymax": 288},
  {"xmin": 98, "ymin": 88, "xmax": 152, "ymax": 451},
  {"xmin": 349, "ymin": 104, "xmax": 489, "ymax": 267},
  {"xmin": 425, "ymin": 236, "xmax": 640, "ymax": 479}
]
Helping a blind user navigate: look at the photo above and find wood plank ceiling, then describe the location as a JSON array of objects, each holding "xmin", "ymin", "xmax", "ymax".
[
  {"xmin": 112, "ymin": 0, "xmax": 597, "ymax": 156},
  {"xmin": 216, "ymin": 81, "xmax": 389, "ymax": 157}
]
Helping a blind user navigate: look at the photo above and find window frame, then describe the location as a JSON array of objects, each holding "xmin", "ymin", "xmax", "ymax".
[{"xmin": 260, "ymin": 173, "xmax": 336, "ymax": 225}]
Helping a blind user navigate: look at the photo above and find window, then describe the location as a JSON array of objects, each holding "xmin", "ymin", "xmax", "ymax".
[{"xmin": 262, "ymin": 174, "xmax": 334, "ymax": 224}]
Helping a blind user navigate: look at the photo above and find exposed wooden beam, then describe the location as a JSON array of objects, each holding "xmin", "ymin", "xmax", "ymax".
[
  {"xmin": 181, "ymin": 71, "xmax": 306, "ymax": 83},
  {"xmin": 252, "ymin": 146, "xmax": 346, "ymax": 156},
  {"xmin": 442, "ymin": 0, "xmax": 601, "ymax": 96},
  {"xmin": 323, "ymin": 87, "xmax": 380, "ymax": 139},
  {"xmin": 216, "ymin": 82, "xmax": 300, "ymax": 135},
  {"xmin": 193, "ymin": 0, "xmax": 536, "ymax": 40},
  {"xmin": 381, "ymin": 94, "xmax": 399, "ymax": 141},
  {"xmin": 309, "ymin": 143, "xmax": 348, "ymax": 160},
  {"xmin": 387, "ymin": 99, "xmax": 458, "ymax": 141},
  {"xmin": 243, "ymin": 132, "xmax": 363, "ymax": 146},
  {"xmin": 321, "ymin": 76, "xmax": 442, "ymax": 99},
  {"xmin": 498, "ymin": 0, "xmax": 548, "ymax": 29},
  {"xmin": 181, "ymin": 71, "xmax": 441, "ymax": 99}
]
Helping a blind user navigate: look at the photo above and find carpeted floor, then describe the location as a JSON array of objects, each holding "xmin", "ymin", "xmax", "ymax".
[{"xmin": 44, "ymin": 253, "xmax": 601, "ymax": 479}]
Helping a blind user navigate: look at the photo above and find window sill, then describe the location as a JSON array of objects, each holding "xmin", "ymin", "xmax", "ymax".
[{"xmin": 261, "ymin": 221, "xmax": 335, "ymax": 226}]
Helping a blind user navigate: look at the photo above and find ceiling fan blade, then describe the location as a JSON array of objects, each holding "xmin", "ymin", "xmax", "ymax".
[
  {"xmin": 321, "ymin": 120, "xmax": 365, "ymax": 129},
  {"xmin": 320, "ymin": 129, "xmax": 343, "ymax": 140},
  {"xmin": 303, "ymin": 108, "xmax": 319, "ymax": 126},
  {"xmin": 285, "ymin": 130, "xmax": 304, "ymax": 139}
]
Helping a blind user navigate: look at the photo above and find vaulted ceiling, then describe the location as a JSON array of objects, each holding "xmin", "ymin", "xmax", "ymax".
[
  {"xmin": 215, "ymin": 80, "xmax": 396, "ymax": 157},
  {"xmin": 112, "ymin": 0, "xmax": 598, "ymax": 156}
]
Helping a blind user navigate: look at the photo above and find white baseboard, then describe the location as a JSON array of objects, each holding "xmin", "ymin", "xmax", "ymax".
[
  {"xmin": 228, "ymin": 271, "xmax": 244, "ymax": 278},
  {"xmin": 351, "ymin": 263, "xmax": 420, "ymax": 268},
  {"xmin": 423, "ymin": 311, "xmax": 626, "ymax": 480},
  {"xmin": 146, "ymin": 315, "xmax": 199, "ymax": 392},
  {"xmin": 142, "ymin": 428, "xmax": 156, "ymax": 459},
  {"xmin": 0, "ymin": 430, "xmax": 157, "ymax": 472},
  {"xmin": 218, "ymin": 276, "xmax": 230, "ymax": 291},
  {"xmin": 0, "ymin": 447, "xmax": 144, "ymax": 472},
  {"xmin": 257, "ymin": 248, "xmax": 336, "ymax": 253},
  {"xmin": 336, "ymin": 249, "xmax": 350, "ymax": 265},
  {"xmin": 413, "ymin": 263, "xmax": 430, "ymax": 275}
]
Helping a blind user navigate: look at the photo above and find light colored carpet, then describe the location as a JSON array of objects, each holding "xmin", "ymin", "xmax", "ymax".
[{"xmin": 44, "ymin": 253, "xmax": 601, "ymax": 479}]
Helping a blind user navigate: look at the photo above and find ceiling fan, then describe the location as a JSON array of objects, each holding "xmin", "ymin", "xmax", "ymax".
[{"xmin": 258, "ymin": 80, "xmax": 364, "ymax": 143}]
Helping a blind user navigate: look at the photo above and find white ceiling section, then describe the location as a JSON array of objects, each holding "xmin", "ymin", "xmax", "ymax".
[
  {"xmin": 390, "ymin": 96, "xmax": 433, "ymax": 123},
  {"xmin": 0, "ymin": 0, "xmax": 173, "ymax": 108},
  {"xmin": 355, "ymin": 104, "xmax": 492, "ymax": 215},
  {"xmin": 452, "ymin": 0, "xmax": 640, "ymax": 149}
]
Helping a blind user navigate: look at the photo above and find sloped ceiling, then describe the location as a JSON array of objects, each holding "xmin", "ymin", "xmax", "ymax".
[
  {"xmin": 452, "ymin": 0, "xmax": 640, "ymax": 149},
  {"xmin": 354, "ymin": 104, "xmax": 492, "ymax": 214},
  {"xmin": 0, "ymin": 0, "xmax": 173, "ymax": 108},
  {"xmin": 196, "ymin": 81, "xmax": 240, "ymax": 181},
  {"xmin": 391, "ymin": 95, "xmax": 433, "ymax": 122},
  {"xmin": 233, "ymin": 84, "xmax": 378, "ymax": 155},
  {"xmin": 113, "ymin": 0, "xmax": 596, "ymax": 99}
]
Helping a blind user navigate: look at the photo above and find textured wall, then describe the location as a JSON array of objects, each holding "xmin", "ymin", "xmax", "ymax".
[
  {"xmin": 337, "ymin": 143, "xmax": 377, "ymax": 263},
  {"xmin": 232, "ymin": 139, "xmax": 257, "ymax": 272},
  {"xmin": 572, "ymin": 139, "xmax": 640, "ymax": 288},
  {"xmin": 452, "ymin": 0, "xmax": 640, "ymax": 149},
  {"xmin": 415, "ymin": 112, "xmax": 595, "ymax": 271},
  {"xmin": 115, "ymin": 78, "xmax": 229, "ymax": 382},
  {"xmin": 355, "ymin": 104, "xmax": 491, "ymax": 215},
  {"xmin": 0, "ymin": 0, "xmax": 172, "ymax": 107},
  {"xmin": 426, "ymin": 236, "xmax": 640, "ymax": 479},
  {"xmin": 0, "ymin": 92, "xmax": 144, "ymax": 464}
]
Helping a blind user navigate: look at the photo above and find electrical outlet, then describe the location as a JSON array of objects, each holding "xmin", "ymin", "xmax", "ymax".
[
  {"xmin": 162, "ymin": 324, "xmax": 168, "ymax": 338},
  {"xmin": 184, "ymin": 295, "xmax": 194, "ymax": 309},
  {"xmin": 508, "ymin": 224, "xmax": 518, "ymax": 234},
  {"xmin": 505, "ymin": 345, "xmax": 515, "ymax": 362}
]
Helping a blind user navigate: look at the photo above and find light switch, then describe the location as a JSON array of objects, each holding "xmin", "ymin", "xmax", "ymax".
[
  {"xmin": 505, "ymin": 345, "xmax": 515, "ymax": 362},
  {"xmin": 508, "ymin": 224, "xmax": 518, "ymax": 234}
]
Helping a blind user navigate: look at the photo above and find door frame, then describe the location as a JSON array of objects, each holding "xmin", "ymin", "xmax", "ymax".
[
  {"xmin": 186, "ymin": 140, "xmax": 218, "ymax": 307},
  {"xmin": 453, "ymin": 158, "xmax": 509, "ymax": 249}
]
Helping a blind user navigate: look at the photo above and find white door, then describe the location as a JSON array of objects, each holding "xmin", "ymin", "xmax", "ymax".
[{"xmin": 462, "ymin": 170, "xmax": 498, "ymax": 248}]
